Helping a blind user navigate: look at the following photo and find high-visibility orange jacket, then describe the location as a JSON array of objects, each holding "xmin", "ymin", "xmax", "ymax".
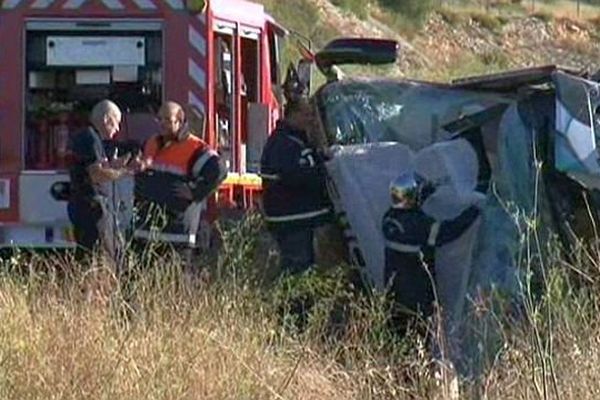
[{"xmin": 134, "ymin": 133, "xmax": 227, "ymax": 246}]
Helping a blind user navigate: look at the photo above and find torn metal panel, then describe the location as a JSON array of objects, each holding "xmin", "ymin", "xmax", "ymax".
[
  {"xmin": 553, "ymin": 71, "xmax": 600, "ymax": 181},
  {"xmin": 450, "ymin": 64, "xmax": 583, "ymax": 92}
]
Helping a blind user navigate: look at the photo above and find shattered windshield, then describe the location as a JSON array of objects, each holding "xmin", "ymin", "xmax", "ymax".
[
  {"xmin": 318, "ymin": 80, "xmax": 412, "ymax": 145},
  {"xmin": 317, "ymin": 79, "xmax": 507, "ymax": 150}
]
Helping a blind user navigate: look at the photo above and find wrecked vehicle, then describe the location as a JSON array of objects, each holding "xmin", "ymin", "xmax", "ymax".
[
  {"xmin": 290, "ymin": 38, "xmax": 600, "ymax": 369},
  {"xmin": 299, "ymin": 39, "xmax": 598, "ymax": 289}
]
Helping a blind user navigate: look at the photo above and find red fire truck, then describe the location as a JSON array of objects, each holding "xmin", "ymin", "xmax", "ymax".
[{"xmin": 0, "ymin": 0, "xmax": 287, "ymax": 247}]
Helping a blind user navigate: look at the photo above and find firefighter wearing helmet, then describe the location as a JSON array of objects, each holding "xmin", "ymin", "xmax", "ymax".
[
  {"xmin": 260, "ymin": 66, "xmax": 333, "ymax": 275},
  {"xmin": 382, "ymin": 172, "xmax": 480, "ymax": 333}
]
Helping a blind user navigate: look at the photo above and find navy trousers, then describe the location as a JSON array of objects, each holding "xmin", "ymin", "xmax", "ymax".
[
  {"xmin": 67, "ymin": 197, "xmax": 103, "ymax": 258},
  {"xmin": 384, "ymin": 249, "xmax": 436, "ymax": 333},
  {"xmin": 273, "ymin": 228, "xmax": 315, "ymax": 275}
]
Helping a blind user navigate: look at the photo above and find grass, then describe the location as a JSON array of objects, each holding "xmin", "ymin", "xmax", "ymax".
[
  {"xmin": 2, "ymin": 1, "xmax": 600, "ymax": 396},
  {"xmin": 435, "ymin": 0, "xmax": 600, "ymax": 21},
  {"xmin": 531, "ymin": 9, "xmax": 556, "ymax": 22},
  {"xmin": 330, "ymin": 0, "xmax": 369, "ymax": 20},
  {"xmin": 469, "ymin": 11, "xmax": 508, "ymax": 30},
  {"xmin": 2, "ymin": 209, "xmax": 600, "ymax": 398},
  {"xmin": 530, "ymin": 0, "xmax": 600, "ymax": 19},
  {"xmin": 255, "ymin": 0, "xmax": 339, "ymax": 49},
  {"xmin": 255, "ymin": 0, "xmax": 600, "ymax": 88},
  {"xmin": 437, "ymin": 7, "xmax": 469, "ymax": 26},
  {"xmin": 557, "ymin": 34, "xmax": 594, "ymax": 54},
  {"xmin": 405, "ymin": 52, "xmax": 512, "ymax": 82},
  {"xmin": 367, "ymin": 0, "xmax": 437, "ymax": 38},
  {"xmin": 255, "ymin": 0, "xmax": 340, "ymax": 73},
  {"xmin": 0, "ymin": 218, "xmax": 430, "ymax": 399}
]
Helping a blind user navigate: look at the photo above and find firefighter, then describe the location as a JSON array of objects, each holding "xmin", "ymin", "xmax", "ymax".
[
  {"xmin": 133, "ymin": 101, "xmax": 227, "ymax": 263},
  {"xmin": 260, "ymin": 96, "xmax": 332, "ymax": 275},
  {"xmin": 382, "ymin": 172, "xmax": 480, "ymax": 333},
  {"xmin": 67, "ymin": 99, "xmax": 138, "ymax": 261}
]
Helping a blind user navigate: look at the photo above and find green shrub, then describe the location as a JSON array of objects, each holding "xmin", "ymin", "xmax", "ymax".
[
  {"xmin": 330, "ymin": 0, "xmax": 370, "ymax": 20},
  {"xmin": 479, "ymin": 49, "xmax": 510, "ymax": 67},
  {"xmin": 257, "ymin": 0, "xmax": 340, "ymax": 49},
  {"xmin": 531, "ymin": 10, "xmax": 554, "ymax": 22},
  {"xmin": 438, "ymin": 8, "xmax": 467, "ymax": 26},
  {"xmin": 470, "ymin": 11, "xmax": 505, "ymax": 30},
  {"xmin": 377, "ymin": 0, "xmax": 435, "ymax": 26}
]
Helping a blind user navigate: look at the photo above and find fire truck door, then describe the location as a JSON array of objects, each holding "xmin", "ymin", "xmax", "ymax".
[{"xmin": 214, "ymin": 22, "xmax": 235, "ymax": 173}]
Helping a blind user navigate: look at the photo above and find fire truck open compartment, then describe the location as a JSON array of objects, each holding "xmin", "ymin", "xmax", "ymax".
[
  {"xmin": 24, "ymin": 20, "xmax": 163, "ymax": 171},
  {"xmin": 213, "ymin": 21, "xmax": 269, "ymax": 176},
  {"xmin": 240, "ymin": 28, "xmax": 264, "ymax": 174}
]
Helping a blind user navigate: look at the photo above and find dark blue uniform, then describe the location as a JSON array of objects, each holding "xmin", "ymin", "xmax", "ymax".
[
  {"xmin": 382, "ymin": 205, "xmax": 480, "ymax": 331},
  {"xmin": 67, "ymin": 127, "xmax": 107, "ymax": 255},
  {"xmin": 260, "ymin": 120, "xmax": 332, "ymax": 274}
]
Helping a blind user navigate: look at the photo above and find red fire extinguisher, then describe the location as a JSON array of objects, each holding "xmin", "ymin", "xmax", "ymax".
[{"xmin": 36, "ymin": 118, "xmax": 51, "ymax": 169}]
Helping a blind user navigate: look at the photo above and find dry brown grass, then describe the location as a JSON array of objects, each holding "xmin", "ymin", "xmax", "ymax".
[
  {"xmin": 438, "ymin": 0, "xmax": 600, "ymax": 21},
  {"xmin": 2, "ymin": 215, "xmax": 600, "ymax": 399},
  {"xmin": 531, "ymin": 0, "xmax": 600, "ymax": 19},
  {"xmin": 0, "ymin": 261, "xmax": 362, "ymax": 399},
  {"xmin": 482, "ymin": 324, "xmax": 600, "ymax": 399}
]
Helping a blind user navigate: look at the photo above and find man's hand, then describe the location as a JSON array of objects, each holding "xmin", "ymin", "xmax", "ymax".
[
  {"xmin": 129, "ymin": 156, "xmax": 153, "ymax": 173},
  {"xmin": 88, "ymin": 162, "xmax": 130, "ymax": 184},
  {"xmin": 174, "ymin": 182, "xmax": 194, "ymax": 202},
  {"xmin": 109, "ymin": 154, "xmax": 132, "ymax": 169}
]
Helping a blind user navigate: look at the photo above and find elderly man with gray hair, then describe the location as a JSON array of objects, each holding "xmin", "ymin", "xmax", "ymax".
[{"xmin": 67, "ymin": 99, "xmax": 142, "ymax": 261}]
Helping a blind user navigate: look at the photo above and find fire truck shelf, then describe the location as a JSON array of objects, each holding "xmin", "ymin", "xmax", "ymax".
[
  {"xmin": 0, "ymin": 224, "xmax": 75, "ymax": 248},
  {"xmin": 222, "ymin": 172, "xmax": 262, "ymax": 186},
  {"xmin": 21, "ymin": 170, "xmax": 67, "ymax": 175}
]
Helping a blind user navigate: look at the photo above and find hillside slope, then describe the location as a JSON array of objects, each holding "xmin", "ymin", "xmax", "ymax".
[{"xmin": 260, "ymin": 0, "xmax": 600, "ymax": 80}]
